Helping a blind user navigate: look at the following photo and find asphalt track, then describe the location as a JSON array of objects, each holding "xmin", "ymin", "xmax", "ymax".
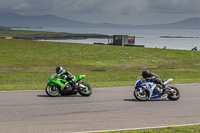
[{"xmin": 0, "ymin": 83, "xmax": 200, "ymax": 133}]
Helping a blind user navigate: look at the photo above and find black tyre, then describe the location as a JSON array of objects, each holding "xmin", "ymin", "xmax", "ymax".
[
  {"xmin": 167, "ymin": 86, "xmax": 180, "ymax": 101},
  {"xmin": 78, "ymin": 82, "xmax": 92, "ymax": 97},
  {"xmin": 45, "ymin": 85, "xmax": 60, "ymax": 97},
  {"xmin": 134, "ymin": 88, "xmax": 149, "ymax": 101}
]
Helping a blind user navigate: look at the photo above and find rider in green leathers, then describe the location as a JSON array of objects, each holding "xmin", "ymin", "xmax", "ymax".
[
  {"xmin": 56, "ymin": 66, "xmax": 76, "ymax": 89},
  {"xmin": 56, "ymin": 66, "xmax": 74, "ymax": 80}
]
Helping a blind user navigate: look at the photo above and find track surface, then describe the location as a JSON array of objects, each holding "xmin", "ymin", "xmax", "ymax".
[{"xmin": 0, "ymin": 83, "xmax": 200, "ymax": 133}]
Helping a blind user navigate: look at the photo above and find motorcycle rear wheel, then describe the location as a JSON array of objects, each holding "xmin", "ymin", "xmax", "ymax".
[
  {"xmin": 134, "ymin": 88, "xmax": 149, "ymax": 101},
  {"xmin": 45, "ymin": 85, "xmax": 60, "ymax": 97},
  {"xmin": 167, "ymin": 86, "xmax": 180, "ymax": 101},
  {"xmin": 78, "ymin": 82, "xmax": 92, "ymax": 97}
]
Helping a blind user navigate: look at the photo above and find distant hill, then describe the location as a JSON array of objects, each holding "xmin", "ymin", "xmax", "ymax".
[
  {"xmin": 0, "ymin": 12, "xmax": 200, "ymax": 29},
  {"xmin": 0, "ymin": 12, "xmax": 96, "ymax": 28},
  {"xmin": 154, "ymin": 17, "xmax": 200, "ymax": 29},
  {"xmin": 0, "ymin": 25, "xmax": 11, "ymax": 30}
]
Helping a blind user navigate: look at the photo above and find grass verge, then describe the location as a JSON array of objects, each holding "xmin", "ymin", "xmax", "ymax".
[
  {"xmin": 103, "ymin": 125, "xmax": 200, "ymax": 133},
  {"xmin": 0, "ymin": 38, "xmax": 200, "ymax": 90}
]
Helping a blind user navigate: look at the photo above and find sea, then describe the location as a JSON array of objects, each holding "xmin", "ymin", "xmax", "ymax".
[{"xmin": 12, "ymin": 27, "xmax": 200, "ymax": 50}]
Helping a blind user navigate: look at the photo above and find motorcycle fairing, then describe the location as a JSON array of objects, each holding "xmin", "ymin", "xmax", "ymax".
[
  {"xmin": 47, "ymin": 75, "xmax": 86, "ymax": 88},
  {"xmin": 74, "ymin": 75, "xmax": 85, "ymax": 82},
  {"xmin": 135, "ymin": 79, "xmax": 164, "ymax": 100},
  {"xmin": 48, "ymin": 77, "xmax": 68, "ymax": 88}
]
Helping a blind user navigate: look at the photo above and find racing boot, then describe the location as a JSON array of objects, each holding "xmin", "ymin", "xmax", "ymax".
[
  {"xmin": 71, "ymin": 80, "xmax": 78, "ymax": 90},
  {"xmin": 62, "ymin": 84, "xmax": 72, "ymax": 91},
  {"xmin": 156, "ymin": 84, "xmax": 165, "ymax": 95},
  {"xmin": 160, "ymin": 84, "xmax": 167, "ymax": 95}
]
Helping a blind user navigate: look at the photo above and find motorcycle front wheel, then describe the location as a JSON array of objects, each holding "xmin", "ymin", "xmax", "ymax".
[
  {"xmin": 78, "ymin": 82, "xmax": 92, "ymax": 97},
  {"xmin": 134, "ymin": 88, "xmax": 149, "ymax": 101},
  {"xmin": 45, "ymin": 85, "xmax": 60, "ymax": 97},
  {"xmin": 167, "ymin": 86, "xmax": 180, "ymax": 101}
]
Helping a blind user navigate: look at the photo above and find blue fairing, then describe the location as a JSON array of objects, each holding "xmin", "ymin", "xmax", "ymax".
[
  {"xmin": 136, "ymin": 80, "xmax": 142, "ymax": 86},
  {"xmin": 136, "ymin": 79, "xmax": 161, "ymax": 99},
  {"xmin": 136, "ymin": 79, "xmax": 150, "ymax": 86},
  {"xmin": 150, "ymin": 93, "xmax": 161, "ymax": 99}
]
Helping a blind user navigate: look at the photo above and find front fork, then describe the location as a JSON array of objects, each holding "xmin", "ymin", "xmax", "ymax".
[
  {"xmin": 139, "ymin": 87, "xmax": 143, "ymax": 94},
  {"xmin": 137, "ymin": 87, "xmax": 146, "ymax": 95}
]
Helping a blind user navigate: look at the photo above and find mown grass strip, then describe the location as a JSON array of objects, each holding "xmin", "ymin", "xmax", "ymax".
[
  {"xmin": 0, "ymin": 38, "xmax": 200, "ymax": 90},
  {"xmin": 102, "ymin": 125, "xmax": 200, "ymax": 133}
]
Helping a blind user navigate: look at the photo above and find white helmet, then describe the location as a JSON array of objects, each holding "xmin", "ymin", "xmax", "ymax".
[{"xmin": 56, "ymin": 66, "xmax": 63, "ymax": 74}]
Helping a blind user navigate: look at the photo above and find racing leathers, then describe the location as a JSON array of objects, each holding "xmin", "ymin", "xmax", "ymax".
[
  {"xmin": 145, "ymin": 72, "xmax": 165, "ymax": 90},
  {"xmin": 56, "ymin": 70, "xmax": 76, "ymax": 89}
]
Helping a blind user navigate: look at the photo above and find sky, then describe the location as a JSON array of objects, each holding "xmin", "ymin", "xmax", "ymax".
[{"xmin": 1, "ymin": 0, "xmax": 200, "ymax": 25}]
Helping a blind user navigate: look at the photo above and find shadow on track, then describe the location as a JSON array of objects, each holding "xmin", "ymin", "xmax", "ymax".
[
  {"xmin": 37, "ymin": 95, "xmax": 49, "ymax": 97},
  {"xmin": 123, "ymin": 99, "xmax": 170, "ymax": 102},
  {"xmin": 37, "ymin": 94, "xmax": 82, "ymax": 97},
  {"xmin": 123, "ymin": 99, "xmax": 138, "ymax": 101}
]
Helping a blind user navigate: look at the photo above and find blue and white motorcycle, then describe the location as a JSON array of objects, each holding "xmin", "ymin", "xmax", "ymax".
[{"xmin": 134, "ymin": 77, "xmax": 180, "ymax": 101}]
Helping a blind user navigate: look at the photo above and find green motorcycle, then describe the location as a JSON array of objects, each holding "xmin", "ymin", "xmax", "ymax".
[{"xmin": 45, "ymin": 74, "xmax": 92, "ymax": 97}]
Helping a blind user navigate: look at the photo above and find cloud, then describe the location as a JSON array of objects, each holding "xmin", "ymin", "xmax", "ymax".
[
  {"xmin": 0, "ymin": 0, "xmax": 146, "ymax": 15},
  {"xmin": 1, "ymin": 0, "xmax": 200, "ymax": 15},
  {"xmin": 64, "ymin": 0, "xmax": 107, "ymax": 14},
  {"xmin": 0, "ymin": 0, "xmax": 200, "ymax": 24},
  {"xmin": 146, "ymin": 0, "xmax": 200, "ymax": 14}
]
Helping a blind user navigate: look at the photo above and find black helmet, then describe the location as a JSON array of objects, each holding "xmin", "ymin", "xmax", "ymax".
[
  {"xmin": 142, "ymin": 70, "xmax": 150, "ymax": 78},
  {"xmin": 56, "ymin": 66, "xmax": 63, "ymax": 74}
]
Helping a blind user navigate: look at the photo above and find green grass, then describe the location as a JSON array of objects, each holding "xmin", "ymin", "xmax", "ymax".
[
  {"xmin": 0, "ymin": 38, "xmax": 200, "ymax": 90},
  {"xmin": 0, "ymin": 30, "xmax": 106, "ymax": 38},
  {"xmin": 103, "ymin": 125, "xmax": 200, "ymax": 133}
]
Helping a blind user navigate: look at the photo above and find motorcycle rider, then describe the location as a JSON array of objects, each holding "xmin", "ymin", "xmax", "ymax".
[
  {"xmin": 142, "ymin": 70, "xmax": 166, "ymax": 92},
  {"xmin": 56, "ymin": 66, "xmax": 76, "ymax": 90}
]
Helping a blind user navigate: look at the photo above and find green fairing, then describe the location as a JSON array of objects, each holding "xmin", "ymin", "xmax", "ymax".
[
  {"xmin": 74, "ymin": 75, "xmax": 85, "ymax": 82},
  {"xmin": 47, "ymin": 77, "xmax": 68, "ymax": 88},
  {"xmin": 47, "ymin": 75, "xmax": 85, "ymax": 88}
]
